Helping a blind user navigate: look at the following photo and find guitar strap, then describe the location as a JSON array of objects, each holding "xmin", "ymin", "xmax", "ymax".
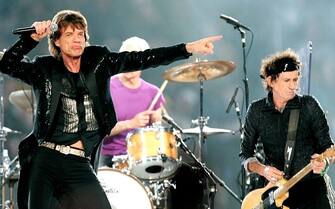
[{"xmin": 283, "ymin": 109, "xmax": 300, "ymax": 179}]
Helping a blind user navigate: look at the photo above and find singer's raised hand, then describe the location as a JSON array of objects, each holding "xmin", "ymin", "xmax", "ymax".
[
  {"xmin": 185, "ymin": 35, "xmax": 223, "ymax": 55},
  {"xmin": 31, "ymin": 20, "xmax": 53, "ymax": 41}
]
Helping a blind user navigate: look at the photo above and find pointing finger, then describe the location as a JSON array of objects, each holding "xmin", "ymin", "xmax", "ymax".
[{"xmin": 204, "ymin": 35, "xmax": 223, "ymax": 43}]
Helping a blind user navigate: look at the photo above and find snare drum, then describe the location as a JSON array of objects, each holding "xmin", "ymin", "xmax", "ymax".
[
  {"xmin": 97, "ymin": 167, "xmax": 153, "ymax": 209},
  {"xmin": 127, "ymin": 126, "xmax": 179, "ymax": 180}
]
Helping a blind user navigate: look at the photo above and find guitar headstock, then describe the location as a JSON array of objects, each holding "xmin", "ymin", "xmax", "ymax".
[{"xmin": 320, "ymin": 145, "xmax": 335, "ymax": 161}]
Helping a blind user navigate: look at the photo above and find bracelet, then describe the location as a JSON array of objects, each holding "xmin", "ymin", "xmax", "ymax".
[{"xmin": 320, "ymin": 159, "xmax": 330, "ymax": 176}]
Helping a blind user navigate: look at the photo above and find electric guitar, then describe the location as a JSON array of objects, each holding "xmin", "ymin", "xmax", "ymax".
[{"xmin": 241, "ymin": 146, "xmax": 335, "ymax": 209}]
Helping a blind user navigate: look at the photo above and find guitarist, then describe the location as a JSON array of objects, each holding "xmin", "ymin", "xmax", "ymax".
[{"xmin": 240, "ymin": 49, "xmax": 334, "ymax": 209}]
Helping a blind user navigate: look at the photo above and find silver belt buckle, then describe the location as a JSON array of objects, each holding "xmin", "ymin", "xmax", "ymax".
[{"xmin": 59, "ymin": 145, "xmax": 71, "ymax": 155}]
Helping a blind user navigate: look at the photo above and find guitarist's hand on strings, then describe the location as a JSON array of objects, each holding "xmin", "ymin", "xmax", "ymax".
[{"xmin": 262, "ymin": 165, "xmax": 284, "ymax": 183}]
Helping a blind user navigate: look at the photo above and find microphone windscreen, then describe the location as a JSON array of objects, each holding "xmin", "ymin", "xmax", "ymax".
[{"xmin": 50, "ymin": 23, "xmax": 58, "ymax": 32}]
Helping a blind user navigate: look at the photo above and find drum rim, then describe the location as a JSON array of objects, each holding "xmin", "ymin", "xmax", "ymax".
[
  {"xmin": 97, "ymin": 167, "xmax": 154, "ymax": 209},
  {"xmin": 126, "ymin": 126, "xmax": 173, "ymax": 139}
]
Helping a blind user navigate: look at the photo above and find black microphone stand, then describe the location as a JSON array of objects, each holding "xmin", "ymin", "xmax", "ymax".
[
  {"xmin": 236, "ymin": 27, "xmax": 249, "ymax": 111},
  {"xmin": 174, "ymin": 131, "xmax": 242, "ymax": 208},
  {"xmin": 236, "ymin": 26, "xmax": 250, "ymax": 199},
  {"xmin": 233, "ymin": 100, "xmax": 243, "ymax": 134}
]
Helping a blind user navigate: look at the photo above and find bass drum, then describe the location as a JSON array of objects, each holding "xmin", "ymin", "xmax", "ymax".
[
  {"xmin": 170, "ymin": 163, "xmax": 205, "ymax": 209},
  {"xmin": 97, "ymin": 167, "xmax": 153, "ymax": 209}
]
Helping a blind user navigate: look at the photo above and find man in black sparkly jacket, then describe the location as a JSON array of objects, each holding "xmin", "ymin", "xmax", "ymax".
[
  {"xmin": 240, "ymin": 49, "xmax": 334, "ymax": 209},
  {"xmin": 0, "ymin": 9, "xmax": 222, "ymax": 209}
]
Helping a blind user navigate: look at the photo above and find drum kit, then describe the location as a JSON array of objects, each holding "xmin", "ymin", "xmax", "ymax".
[
  {"xmin": 1, "ymin": 59, "xmax": 241, "ymax": 209},
  {"xmin": 0, "ymin": 69, "xmax": 27, "ymax": 208},
  {"xmin": 98, "ymin": 59, "xmax": 242, "ymax": 209}
]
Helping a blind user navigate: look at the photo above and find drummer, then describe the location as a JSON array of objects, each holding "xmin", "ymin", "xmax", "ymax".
[{"xmin": 99, "ymin": 36, "xmax": 165, "ymax": 168}]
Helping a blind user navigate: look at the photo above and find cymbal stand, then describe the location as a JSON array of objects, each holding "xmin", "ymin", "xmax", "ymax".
[
  {"xmin": 175, "ymin": 132, "xmax": 242, "ymax": 208},
  {"xmin": 194, "ymin": 73, "xmax": 216, "ymax": 208},
  {"xmin": 194, "ymin": 72, "xmax": 207, "ymax": 162}
]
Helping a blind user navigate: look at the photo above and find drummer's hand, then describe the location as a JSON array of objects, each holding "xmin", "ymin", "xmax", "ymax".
[
  {"xmin": 30, "ymin": 20, "xmax": 54, "ymax": 41},
  {"xmin": 186, "ymin": 35, "xmax": 223, "ymax": 55},
  {"xmin": 130, "ymin": 110, "xmax": 154, "ymax": 128}
]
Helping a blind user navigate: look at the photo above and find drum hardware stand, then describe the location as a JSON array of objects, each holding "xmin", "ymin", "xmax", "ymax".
[
  {"xmin": 0, "ymin": 73, "xmax": 8, "ymax": 209},
  {"xmin": 195, "ymin": 72, "xmax": 206, "ymax": 162},
  {"xmin": 0, "ymin": 71, "xmax": 20, "ymax": 209},
  {"xmin": 146, "ymin": 179, "xmax": 175, "ymax": 209}
]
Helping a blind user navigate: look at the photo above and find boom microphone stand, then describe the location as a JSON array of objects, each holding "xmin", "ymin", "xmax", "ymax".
[{"xmin": 220, "ymin": 14, "xmax": 254, "ymax": 198}]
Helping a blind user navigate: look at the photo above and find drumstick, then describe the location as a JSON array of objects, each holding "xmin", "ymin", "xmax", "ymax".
[{"xmin": 147, "ymin": 80, "xmax": 168, "ymax": 111}]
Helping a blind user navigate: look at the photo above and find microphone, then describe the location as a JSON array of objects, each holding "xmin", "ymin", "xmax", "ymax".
[
  {"xmin": 162, "ymin": 114, "xmax": 183, "ymax": 133},
  {"xmin": 226, "ymin": 87, "xmax": 239, "ymax": 113},
  {"xmin": 12, "ymin": 23, "xmax": 58, "ymax": 35},
  {"xmin": 220, "ymin": 14, "xmax": 250, "ymax": 31}
]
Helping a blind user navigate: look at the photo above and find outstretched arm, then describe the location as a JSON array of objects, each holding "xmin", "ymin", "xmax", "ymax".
[{"xmin": 185, "ymin": 35, "xmax": 223, "ymax": 55}]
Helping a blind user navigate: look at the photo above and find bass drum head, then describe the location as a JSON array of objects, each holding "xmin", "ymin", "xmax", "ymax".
[{"xmin": 97, "ymin": 167, "xmax": 153, "ymax": 209}]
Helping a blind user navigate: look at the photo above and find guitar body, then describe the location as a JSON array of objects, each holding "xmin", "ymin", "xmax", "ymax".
[
  {"xmin": 241, "ymin": 180, "xmax": 289, "ymax": 209},
  {"xmin": 241, "ymin": 147, "xmax": 335, "ymax": 209}
]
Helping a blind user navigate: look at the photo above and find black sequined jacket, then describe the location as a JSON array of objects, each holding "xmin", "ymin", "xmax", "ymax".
[
  {"xmin": 240, "ymin": 92, "xmax": 333, "ymax": 180},
  {"xmin": 0, "ymin": 35, "xmax": 191, "ymax": 147},
  {"xmin": 0, "ymin": 35, "xmax": 192, "ymax": 209}
]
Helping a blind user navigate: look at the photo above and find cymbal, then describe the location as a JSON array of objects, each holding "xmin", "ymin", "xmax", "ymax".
[
  {"xmin": 183, "ymin": 125, "xmax": 234, "ymax": 136},
  {"xmin": 9, "ymin": 90, "xmax": 34, "ymax": 112},
  {"xmin": 163, "ymin": 60, "xmax": 236, "ymax": 83},
  {"xmin": 1, "ymin": 127, "xmax": 21, "ymax": 134}
]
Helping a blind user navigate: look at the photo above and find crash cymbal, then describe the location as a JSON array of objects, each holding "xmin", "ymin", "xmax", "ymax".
[
  {"xmin": 9, "ymin": 90, "xmax": 34, "ymax": 112},
  {"xmin": 183, "ymin": 125, "xmax": 234, "ymax": 136},
  {"xmin": 163, "ymin": 60, "xmax": 236, "ymax": 83}
]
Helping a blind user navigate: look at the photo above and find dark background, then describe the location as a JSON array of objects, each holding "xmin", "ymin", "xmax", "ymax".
[{"xmin": 0, "ymin": 1, "xmax": 334, "ymax": 208}]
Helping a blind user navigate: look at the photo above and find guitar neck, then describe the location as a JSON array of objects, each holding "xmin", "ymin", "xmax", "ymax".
[{"xmin": 274, "ymin": 163, "xmax": 312, "ymax": 198}]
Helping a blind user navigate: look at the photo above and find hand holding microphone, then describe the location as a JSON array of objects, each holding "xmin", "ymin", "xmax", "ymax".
[{"xmin": 13, "ymin": 20, "xmax": 58, "ymax": 42}]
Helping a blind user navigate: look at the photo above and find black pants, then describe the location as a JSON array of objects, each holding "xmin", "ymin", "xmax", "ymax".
[
  {"xmin": 28, "ymin": 146, "xmax": 112, "ymax": 209},
  {"xmin": 283, "ymin": 177, "xmax": 331, "ymax": 209}
]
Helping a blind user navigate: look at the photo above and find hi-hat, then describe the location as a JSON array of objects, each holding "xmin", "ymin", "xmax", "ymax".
[
  {"xmin": 1, "ymin": 127, "xmax": 21, "ymax": 134},
  {"xmin": 9, "ymin": 90, "xmax": 34, "ymax": 112},
  {"xmin": 163, "ymin": 60, "xmax": 236, "ymax": 83},
  {"xmin": 183, "ymin": 125, "xmax": 234, "ymax": 136}
]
